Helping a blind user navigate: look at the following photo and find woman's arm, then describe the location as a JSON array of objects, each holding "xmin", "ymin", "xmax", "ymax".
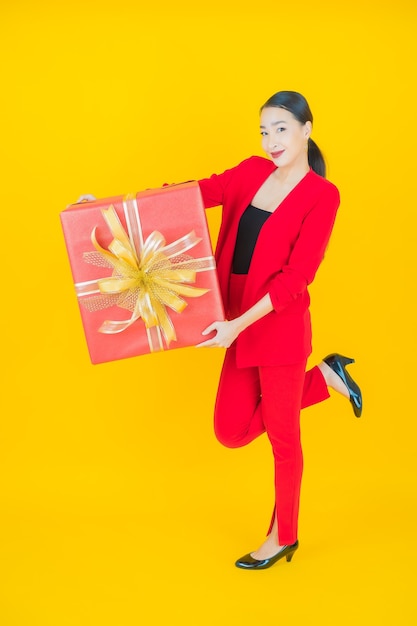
[
  {"xmin": 196, "ymin": 293, "xmax": 274, "ymax": 348},
  {"xmin": 198, "ymin": 157, "xmax": 256, "ymax": 208},
  {"xmin": 268, "ymin": 184, "xmax": 340, "ymax": 313}
]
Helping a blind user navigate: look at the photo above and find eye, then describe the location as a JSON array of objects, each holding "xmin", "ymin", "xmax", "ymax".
[
  {"xmin": 277, "ymin": 127, "xmax": 286, "ymax": 133},
  {"xmin": 260, "ymin": 131, "xmax": 268, "ymax": 136}
]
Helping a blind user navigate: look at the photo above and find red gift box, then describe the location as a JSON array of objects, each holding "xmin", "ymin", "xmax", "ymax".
[{"xmin": 60, "ymin": 182, "xmax": 224, "ymax": 364}]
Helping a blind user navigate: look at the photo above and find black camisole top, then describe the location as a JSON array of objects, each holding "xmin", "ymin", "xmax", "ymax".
[{"xmin": 232, "ymin": 204, "xmax": 272, "ymax": 275}]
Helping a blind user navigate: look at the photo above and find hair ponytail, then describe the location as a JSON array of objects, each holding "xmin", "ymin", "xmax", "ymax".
[
  {"xmin": 261, "ymin": 91, "xmax": 328, "ymax": 178},
  {"xmin": 308, "ymin": 138, "xmax": 326, "ymax": 178}
]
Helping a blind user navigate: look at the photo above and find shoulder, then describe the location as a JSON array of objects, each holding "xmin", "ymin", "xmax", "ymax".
[
  {"xmin": 214, "ymin": 155, "xmax": 275, "ymax": 188},
  {"xmin": 198, "ymin": 156, "xmax": 274, "ymax": 208},
  {"xmin": 308, "ymin": 170, "xmax": 340, "ymax": 205},
  {"xmin": 233, "ymin": 155, "xmax": 275, "ymax": 175},
  {"xmin": 198, "ymin": 155, "xmax": 273, "ymax": 186},
  {"xmin": 201, "ymin": 155, "xmax": 275, "ymax": 190}
]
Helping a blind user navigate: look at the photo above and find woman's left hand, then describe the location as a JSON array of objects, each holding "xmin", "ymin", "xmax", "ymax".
[
  {"xmin": 195, "ymin": 319, "xmax": 242, "ymax": 348},
  {"xmin": 196, "ymin": 293, "xmax": 274, "ymax": 349}
]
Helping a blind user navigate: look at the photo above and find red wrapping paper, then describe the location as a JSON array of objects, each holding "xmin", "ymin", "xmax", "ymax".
[{"xmin": 60, "ymin": 182, "xmax": 224, "ymax": 364}]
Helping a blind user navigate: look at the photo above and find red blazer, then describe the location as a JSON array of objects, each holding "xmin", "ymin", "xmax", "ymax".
[{"xmin": 198, "ymin": 156, "xmax": 340, "ymax": 367}]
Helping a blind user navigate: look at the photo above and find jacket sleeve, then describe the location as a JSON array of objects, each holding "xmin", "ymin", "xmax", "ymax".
[
  {"xmin": 197, "ymin": 168, "xmax": 236, "ymax": 208},
  {"xmin": 269, "ymin": 184, "xmax": 340, "ymax": 314},
  {"xmin": 197, "ymin": 159, "xmax": 252, "ymax": 208}
]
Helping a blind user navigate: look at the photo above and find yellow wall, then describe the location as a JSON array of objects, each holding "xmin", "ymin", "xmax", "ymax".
[{"xmin": 1, "ymin": 1, "xmax": 416, "ymax": 624}]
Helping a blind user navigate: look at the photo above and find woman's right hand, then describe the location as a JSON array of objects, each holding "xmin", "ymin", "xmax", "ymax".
[
  {"xmin": 66, "ymin": 194, "xmax": 97, "ymax": 208},
  {"xmin": 75, "ymin": 194, "xmax": 97, "ymax": 203}
]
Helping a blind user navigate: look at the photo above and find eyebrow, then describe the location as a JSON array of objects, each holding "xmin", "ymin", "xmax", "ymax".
[{"xmin": 260, "ymin": 121, "xmax": 287, "ymax": 128}]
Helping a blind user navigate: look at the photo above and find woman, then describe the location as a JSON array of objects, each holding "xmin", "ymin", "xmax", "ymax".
[
  {"xmin": 77, "ymin": 90, "xmax": 362, "ymax": 570},
  {"xmin": 196, "ymin": 90, "xmax": 362, "ymax": 569}
]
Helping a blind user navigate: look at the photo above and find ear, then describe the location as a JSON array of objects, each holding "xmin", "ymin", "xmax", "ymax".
[{"xmin": 304, "ymin": 121, "xmax": 312, "ymax": 139}]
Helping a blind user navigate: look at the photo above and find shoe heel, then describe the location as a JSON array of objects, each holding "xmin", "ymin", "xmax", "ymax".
[
  {"xmin": 323, "ymin": 353, "xmax": 362, "ymax": 418},
  {"xmin": 338, "ymin": 355, "xmax": 355, "ymax": 366},
  {"xmin": 286, "ymin": 551, "xmax": 296, "ymax": 563}
]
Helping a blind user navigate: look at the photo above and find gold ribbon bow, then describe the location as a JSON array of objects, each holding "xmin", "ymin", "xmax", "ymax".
[{"xmin": 75, "ymin": 193, "xmax": 215, "ymax": 351}]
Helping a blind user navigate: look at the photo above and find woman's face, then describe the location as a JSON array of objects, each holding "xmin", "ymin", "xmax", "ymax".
[{"xmin": 260, "ymin": 107, "xmax": 311, "ymax": 169}]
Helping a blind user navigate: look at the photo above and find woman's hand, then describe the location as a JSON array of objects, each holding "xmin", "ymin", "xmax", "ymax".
[
  {"xmin": 66, "ymin": 194, "xmax": 97, "ymax": 209},
  {"xmin": 196, "ymin": 319, "xmax": 242, "ymax": 348},
  {"xmin": 196, "ymin": 293, "xmax": 275, "ymax": 349},
  {"xmin": 75, "ymin": 194, "xmax": 97, "ymax": 203}
]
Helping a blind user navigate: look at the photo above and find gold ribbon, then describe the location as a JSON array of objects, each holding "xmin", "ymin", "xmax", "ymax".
[{"xmin": 75, "ymin": 193, "xmax": 215, "ymax": 351}]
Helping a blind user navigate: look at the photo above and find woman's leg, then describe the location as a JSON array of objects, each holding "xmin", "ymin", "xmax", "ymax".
[
  {"xmin": 257, "ymin": 360, "xmax": 307, "ymax": 549},
  {"xmin": 301, "ymin": 365, "xmax": 331, "ymax": 408},
  {"xmin": 215, "ymin": 354, "xmax": 305, "ymax": 556},
  {"xmin": 214, "ymin": 344, "xmax": 264, "ymax": 448},
  {"xmin": 215, "ymin": 358, "xmax": 331, "ymax": 449},
  {"xmin": 214, "ymin": 356, "xmax": 337, "ymax": 558}
]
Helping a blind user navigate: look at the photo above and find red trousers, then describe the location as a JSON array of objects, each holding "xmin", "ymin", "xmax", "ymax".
[{"xmin": 214, "ymin": 274, "xmax": 330, "ymax": 545}]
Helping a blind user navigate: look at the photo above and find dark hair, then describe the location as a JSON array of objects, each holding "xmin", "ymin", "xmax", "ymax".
[{"xmin": 260, "ymin": 91, "xmax": 326, "ymax": 177}]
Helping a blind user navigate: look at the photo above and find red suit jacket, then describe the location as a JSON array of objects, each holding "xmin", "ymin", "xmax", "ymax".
[{"xmin": 197, "ymin": 156, "xmax": 340, "ymax": 367}]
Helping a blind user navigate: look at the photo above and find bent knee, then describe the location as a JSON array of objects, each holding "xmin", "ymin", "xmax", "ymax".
[{"xmin": 214, "ymin": 426, "xmax": 248, "ymax": 449}]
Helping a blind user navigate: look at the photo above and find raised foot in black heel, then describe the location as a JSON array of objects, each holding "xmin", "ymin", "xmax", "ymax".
[
  {"xmin": 235, "ymin": 540, "xmax": 299, "ymax": 570},
  {"xmin": 323, "ymin": 353, "xmax": 363, "ymax": 418}
]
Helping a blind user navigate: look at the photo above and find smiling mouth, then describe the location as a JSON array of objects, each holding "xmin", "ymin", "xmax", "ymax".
[{"xmin": 271, "ymin": 150, "xmax": 285, "ymax": 158}]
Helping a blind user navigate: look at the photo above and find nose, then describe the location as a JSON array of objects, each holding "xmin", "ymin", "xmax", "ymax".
[{"xmin": 268, "ymin": 137, "xmax": 279, "ymax": 151}]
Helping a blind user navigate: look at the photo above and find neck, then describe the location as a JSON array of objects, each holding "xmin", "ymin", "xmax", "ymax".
[{"xmin": 273, "ymin": 155, "xmax": 310, "ymax": 185}]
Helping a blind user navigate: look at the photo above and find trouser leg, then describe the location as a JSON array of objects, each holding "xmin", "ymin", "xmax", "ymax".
[
  {"xmin": 214, "ymin": 356, "xmax": 330, "ymax": 448},
  {"xmin": 260, "ymin": 361, "xmax": 307, "ymax": 545},
  {"xmin": 214, "ymin": 344, "xmax": 263, "ymax": 448},
  {"xmin": 214, "ymin": 355, "xmax": 332, "ymax": 544},
  {"xmin": 302, "ymin": 365, "xmax": 330, "ymax": 408}
]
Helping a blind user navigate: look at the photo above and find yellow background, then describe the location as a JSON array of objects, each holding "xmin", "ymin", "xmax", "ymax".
[{"xmin": 1, "ymin": 1, "xmax": 416, "ymax": 624}]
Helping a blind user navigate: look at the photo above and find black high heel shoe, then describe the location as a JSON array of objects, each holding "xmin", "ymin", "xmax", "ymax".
[
  {"xmin": 235, "ymin": 541, "xmax": 299, "ymax": 570},
  {"xmin": 323, "ymin": 353, "xmax": 363, "ymax": 418}
]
